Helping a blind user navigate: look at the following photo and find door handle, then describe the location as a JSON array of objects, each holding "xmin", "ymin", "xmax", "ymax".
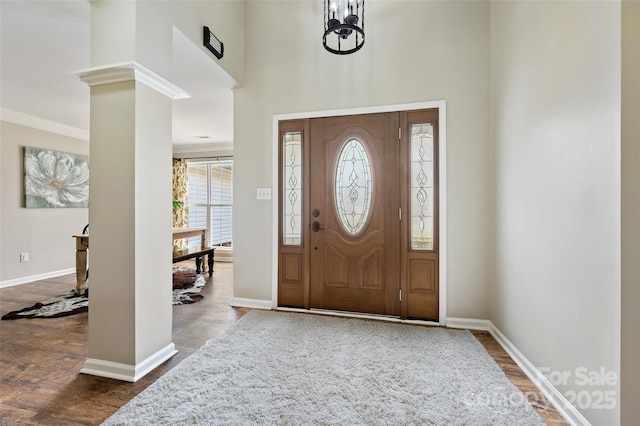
[{"xmin": 312, "ymin": 221, "xmax": 324, "ymax": 232}]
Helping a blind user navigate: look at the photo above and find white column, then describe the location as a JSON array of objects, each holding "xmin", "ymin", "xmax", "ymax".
[{"xmin": 75, "ymin": 0, "xmax": 189, "ymax": 381}]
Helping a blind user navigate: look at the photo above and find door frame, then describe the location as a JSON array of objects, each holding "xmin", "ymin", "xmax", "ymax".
[{"xmin": 271, "ymin": 100, "xmax": 447, "ymax": 325}]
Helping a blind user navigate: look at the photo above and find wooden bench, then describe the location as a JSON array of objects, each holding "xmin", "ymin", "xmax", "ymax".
[{"xmin": 172, "ymin": 247, "xmax": 215, "ymax": 276}]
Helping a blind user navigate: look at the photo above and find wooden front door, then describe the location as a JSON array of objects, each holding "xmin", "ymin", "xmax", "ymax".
[
  {"xmin": 277, "ymin": 109, "xmax": 439, "ymax": 321},
  {"xmin": 309, "ymin": 113, "xmax": 400, "ymax": 316}
]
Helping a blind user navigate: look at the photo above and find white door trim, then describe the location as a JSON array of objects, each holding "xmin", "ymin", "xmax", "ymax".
[{"xmin": 272, "ymin": 100, "xmax": 447, "ymax": 325}]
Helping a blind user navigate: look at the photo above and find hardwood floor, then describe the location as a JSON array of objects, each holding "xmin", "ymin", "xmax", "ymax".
[
  {"xmin": 471, "ymin": 331, "xmax": 567, "ymax": 425},
  {"xmin": 1, "ymin": 263, "xmax": 566, "ymax": 425}
]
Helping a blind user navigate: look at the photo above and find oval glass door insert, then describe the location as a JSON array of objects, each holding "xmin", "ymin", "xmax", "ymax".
[{"xmin": 335, "ymin": 139, "xmax": 372, "ymax": 235}]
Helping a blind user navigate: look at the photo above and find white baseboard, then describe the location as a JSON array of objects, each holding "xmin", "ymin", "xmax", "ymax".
[
  {"xmin": 446, "ymin": 317, "xmax": 491, "ymax": 331},
  {"xmin": 487, "ymin": 323, "xmax": 590, "ymax": 426},
  {"xmin": 278, "ymin": 307, "xmax": 443, "ymax": 326},
  {"xmin": 447, "ymin": 317, "xmax": 590, "ymax": 426},
  {"xmin": 229, "ymin": 297, "xmax": 272, "ymax": 310},
  {"xmin": 445, "ymin": 317, "xmax": 591, "ymax": 425},
  {"xmin": 80, "ymin": 343, "xmax": 178, "ymax": 382},
  {"xmin": 266, "ymin": 306, "xmax": 443, "ymax": 328},
  {"xmin": 0, "ymin": 268, "xmax": 75, "ymax": 288}
]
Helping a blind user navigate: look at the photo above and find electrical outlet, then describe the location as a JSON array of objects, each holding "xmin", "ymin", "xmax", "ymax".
[
  {"xmin": 20, "ymin": 252, "xmax": 29, "ymax": 262},
  {"xmin": 256, "ymin": 188, "xmax": 272, "ymax": 200}
]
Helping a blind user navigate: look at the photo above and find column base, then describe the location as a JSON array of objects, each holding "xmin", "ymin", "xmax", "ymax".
[{"xmin": 80, "ymin": 343, "xmax": 178, "ymax": 382}]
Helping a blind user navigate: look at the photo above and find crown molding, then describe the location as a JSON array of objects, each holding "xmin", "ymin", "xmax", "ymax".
[
  {"xmin": 73, "ymin": 62, "xmax": 190, "ymax": 100},
  {"xmin": 0, "ymin": 108, "xmax": 90, "ymax": 141}
]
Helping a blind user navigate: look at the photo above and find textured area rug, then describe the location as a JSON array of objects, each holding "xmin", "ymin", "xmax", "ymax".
[
  {"xmin": 1, "ymin": 275, "xmax": 205, "ymax": 320},
  {"xmin": 172, "ymin": 272, "xmax": 206, "ymax": 305},
  {"xmin": 102, "ymin": 311, "xmax": 544, "ymax": 425}
]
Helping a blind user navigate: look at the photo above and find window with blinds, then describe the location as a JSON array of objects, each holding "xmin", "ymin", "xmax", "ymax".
[{"xmin": 186, "ymin": 159, "xmax": 233, "ymax": 249}]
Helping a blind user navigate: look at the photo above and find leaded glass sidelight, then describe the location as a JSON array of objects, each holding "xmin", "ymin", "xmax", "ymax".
[
  {"xmin": 410, "ymin": 124, "xmax": 434, "ymax": 250},
  {"xmin": 283, "ymin": 132, "xmax": 302, "ymax": 245},
  {"xmin": 335, "ymin": 139, "xmax": 372, "ymax": 235}
]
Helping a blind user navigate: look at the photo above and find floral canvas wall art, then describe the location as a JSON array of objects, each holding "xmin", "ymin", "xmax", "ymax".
[{"xmin": 24, "ymin": 147, "xmax": 89, "ymax": 208}]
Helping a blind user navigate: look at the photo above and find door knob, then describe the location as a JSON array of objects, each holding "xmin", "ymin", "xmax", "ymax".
[{"xmin": 312, "ymin": 221, "xmax": 324, "ymax": 232}]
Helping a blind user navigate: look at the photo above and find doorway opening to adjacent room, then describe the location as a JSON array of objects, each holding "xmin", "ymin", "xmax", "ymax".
[{"xmin": 185, "ymin": 158, "xmax": 234, "ymax": 260}]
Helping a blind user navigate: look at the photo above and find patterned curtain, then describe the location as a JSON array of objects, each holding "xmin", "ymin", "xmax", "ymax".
[{"xmin": 172, "ymin": 159, "xmax": 189, "ymax": 247}]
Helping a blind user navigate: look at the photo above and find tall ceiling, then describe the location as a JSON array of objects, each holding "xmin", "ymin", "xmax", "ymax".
[{"xmin": 0, "ymin": 0, "xmax": 235, "ymax": 149}]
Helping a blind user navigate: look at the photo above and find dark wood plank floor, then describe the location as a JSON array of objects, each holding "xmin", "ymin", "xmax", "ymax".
[
  {"xmin": 0, "ymin": 263, "xmax": 566, "ymax": 425},
  {"xmin": 471, "ymin": 331, "xmax": 567, "ymax": 425}
]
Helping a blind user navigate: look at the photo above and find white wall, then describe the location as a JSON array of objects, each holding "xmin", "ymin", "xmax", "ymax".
[
  {"xmin": 234, "ymin": 1, "xmax": 491, "ymax": 318},
  {"xmin": 0, "ymin": 121, "xmax": 89, "ymax": 284},
  {"xmin": 490, "ymin": 2, "xmax": 621, "ymax": 424},
  {"xmin": 90, "ymin": 1, "xmax": 244, "ymax": 85},
  {"xmin": 172, "ymin": 148, "xmax": 233, "ymax": 160}
]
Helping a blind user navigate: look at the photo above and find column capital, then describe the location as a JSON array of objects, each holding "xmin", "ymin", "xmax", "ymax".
[{"xmin": 73, "ymin": 62, "xmax": 190, "ymax": 100}]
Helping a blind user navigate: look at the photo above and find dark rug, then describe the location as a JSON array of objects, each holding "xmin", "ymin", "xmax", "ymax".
[{"xmin": 1, "ymin": 270, "xmax": 205, "ymax": 320}]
